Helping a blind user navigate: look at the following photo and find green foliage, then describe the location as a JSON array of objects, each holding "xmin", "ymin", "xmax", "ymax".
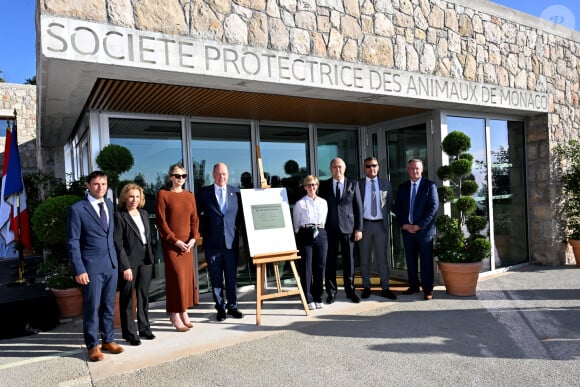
[
  {"xmin": 461, "ymin": 180, "xmax": 479, "ymax": 196},
  {"xmin": 441, "ymin": 131, "xmax": 471, "ymax": 157},
  {"xmin": 435, "ymin": 132, "xmax": 491, "ymax": 263},
  {"xmin": 31, "ymin": 195, "xmax": 81, "ymax": 247},
  {"xmin": 554, "ymin": 140, "xmax": 580, "ymax": 240},
  {"xmin": 37, "ymin": 254, "xmax": 76, "ymax": 289},
  {"xmin": 437, "ymin": 186, "xmax": 455, "ymax": 204},
  {"xmin": 96, "ymin": 144, "xmax": 134, "ymax": 191},
  {"xmin": 31, "ymin": 194, "xmax": 82, "ymax": 289}
]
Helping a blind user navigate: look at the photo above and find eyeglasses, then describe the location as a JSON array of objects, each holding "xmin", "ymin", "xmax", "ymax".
[
  {"xmin": 305, "ymin": 183, "xmax": 318, "ymax": 187},
  {"xmin": 365, "ymin": 164, "xmax": 378, "ymax": 168},
  {"xmin": 171, "ymin": 174, "xmax": 188, "ymax": 179}
]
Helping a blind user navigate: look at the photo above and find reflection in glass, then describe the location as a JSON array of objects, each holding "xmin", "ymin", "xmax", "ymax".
[
  {"xmin": 386, "ymin": 124, "xmax": 428, "ymax": 271},
  {"xmin": 110, "ymin": 117, "xmax": 183, "ymax": 302},
  {"xmin": 317, "ymin": 129, "xmax": 359, "ymax": 179},
  {"xmin": 490, "ymin": 120, "xmax": 528, "ymax": 267},
  {"xmin": 260, "ymin": 125, "xmax": 309, "ymax": 205}
]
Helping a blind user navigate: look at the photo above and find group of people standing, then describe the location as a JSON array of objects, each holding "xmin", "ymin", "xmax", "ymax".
[
  {"xmin": 293, "ymin": 157, "xmax": 439, "ymax": 312},
  {"xmin": 65, "ymin": 156, "xmax": 438, "ymax": 362}
]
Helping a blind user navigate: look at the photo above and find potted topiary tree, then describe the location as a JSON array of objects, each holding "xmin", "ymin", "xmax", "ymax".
[
  {"xmin": 95, "ymin": 144, "xmax": 134, "ymax": 197},
  {"xmin": 435, "ymin": 131, "xmax": 491, "ymax": 296},
  {"xmin": 32, "ymin": 194, "xmax": 83, "ymax": 317},
  {"xmin": 554, "ymin": 140, "xmax": 580, "ymax": 264}
]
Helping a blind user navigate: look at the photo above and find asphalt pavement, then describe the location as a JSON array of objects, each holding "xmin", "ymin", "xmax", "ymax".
[{"xmin": 1, "ymin": 264, "xmax": 580, "ymax": 386}]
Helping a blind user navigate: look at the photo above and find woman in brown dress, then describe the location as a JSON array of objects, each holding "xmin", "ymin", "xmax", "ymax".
[{"xmin": 156, "ymin": 163, "xmax": 200, "ymax": 331}]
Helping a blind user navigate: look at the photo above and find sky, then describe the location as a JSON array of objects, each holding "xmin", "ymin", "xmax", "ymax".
[{"xmin": 0, "ymin": 0, "xmax": 579, "ymax": 84}]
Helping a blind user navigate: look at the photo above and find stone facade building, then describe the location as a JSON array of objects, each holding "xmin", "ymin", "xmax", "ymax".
[{"xmin": 33, "ymin": 0, "xmax": 580, "ymax": 286}]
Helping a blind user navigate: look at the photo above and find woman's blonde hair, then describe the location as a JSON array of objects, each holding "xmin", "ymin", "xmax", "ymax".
[
  {"xmin": 302, "ymin": 175, "xmax": 319, "ymax": 186},
  {"xmin": 118, "ymin": 183, "xmax": 145, "ymax": 209}
]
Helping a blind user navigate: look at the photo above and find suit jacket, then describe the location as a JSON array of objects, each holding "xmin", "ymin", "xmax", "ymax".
[
  {"xmin": 359, "ymin": 177, "xmax": 393, "ymax": 232},
  {"xmin": 394, "ymin": 178, "xmax": 439, "ymax": 236},
  {"xmin": 197, "ymin": 184, "xmax": 241, "ymax": 250},
  {"xmin": 67, "ymin": 197, "xmax": 118, "ymax": 276},
  {"xmin": 319, "ymin": 177, "xmax": 363, "ymax": 234},
  {"xmin": 113, "ymin": 208, "xmax": 154, "ymax": 271}
]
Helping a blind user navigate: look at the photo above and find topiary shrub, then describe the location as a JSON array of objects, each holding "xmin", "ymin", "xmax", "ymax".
[
  {"xmin": 434, "ymin": 131, "xmax": 491, "ymax": 263},
  {"xmin": 96, "ymin": 144, "xmax": 134, "ymax": 194},
  {"xmin": 31, "ymin": 194, "xmax": 82, "ymax": 289}
]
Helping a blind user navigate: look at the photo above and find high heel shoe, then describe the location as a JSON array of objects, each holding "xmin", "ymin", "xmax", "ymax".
[
  {"xmin": 180, "ymin": 313, "xmax": 194, "ymax": 328},
  {"xmin": 170, "ymin": 314, "xmax": 189, "ymax": 332}
]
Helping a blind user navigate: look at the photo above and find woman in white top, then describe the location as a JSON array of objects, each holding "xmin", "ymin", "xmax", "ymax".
[
  {"xmin": 114, "ymin": 183, "xmax": 156, "ymax": 345},
  {"xmin": 292, "ymin": 175, "xmax": 328, "ymax": 310}
]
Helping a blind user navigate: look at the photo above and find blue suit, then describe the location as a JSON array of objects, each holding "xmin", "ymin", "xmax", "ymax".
[
  {"xmin": 394, "ymin": 178, "xmax": 439, "ymax": 292},
  {"xmin": 197, "ymin": 184, "xmax": 241, "ymax": 311},
  {"xmin": 67, "ymin": 197, "xmax": 118, "ymax": 350}
]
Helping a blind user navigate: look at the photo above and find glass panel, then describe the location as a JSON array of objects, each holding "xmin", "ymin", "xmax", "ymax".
[
  {"xmin": 190, "ymin": 122, "xmax": 254, "ymax": 288},
  {"xmin": 446, "ymin": 117, "xmax": 490, "ymax": 270},
  {"xmin": 316, "ymin": 129, "xmax": 359, "ymax": 179},
  {"xmin": 190, "ymin": 122, "xmax": 253, "ymax": 192},
  {"xmin": 386, "ymin": 124, "xmax": 428, "ymax": 272},
  {"xmin": 109, "ymin": 117, "xmax": 183, "ymax": 302},
  {"xmin": 260, "ymin": 125, "xmax": 309, "ymax": 205},
  {"xmin": 490, "ymin": 120, "xmax": 528, "ymax": 267}
]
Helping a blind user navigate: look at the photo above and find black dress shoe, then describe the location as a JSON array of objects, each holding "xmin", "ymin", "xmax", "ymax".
[
  {"xmin": 402, "ymin": 287, "xmax": 420, "ymax": 295},
  {"xmin": 361, "ymin": 287, "xmax": 371, "ymax": 299},
  {"xmin": 347, "ymin": 293, "xmax": 360, "ymax": 303},
  {"xmin": 380, "ymin": 289, "xmax": 397, "ymax": 300},
  {"xmin": 227, "ymin": 308, "xmax": 243, "ymax": 319},
  {"xmin": 217, "ymin": 310, "xmax": 227, "ymax": 321},
  {"xmin": 139, "ymin": 331, "xmax": 156, "ymax": 340},
  {"xmin": 424, "ymin": 291, "xmax": 433, "ymax": 300},
  {"xmin": 124, "ymin": 335, "xmax": 142, "ymax": 346},
  {"xmin": 326, "ymin": 294, "xmax": 336, "ymax": 304}
]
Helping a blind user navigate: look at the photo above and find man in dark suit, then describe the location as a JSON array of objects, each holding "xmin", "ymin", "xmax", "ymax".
[
  {"xmin": 197, "ymin": 162, "xmax": 243, "ymax": 321},
  {"xmin": 319, "ymin": 157, "xmax": 363, "ymax": 304},
  {"xmin": 394, "ymin": 159, "xmax": 439, "ymax": 300},
  {"xmin": 67, "ymin": 170, "xmax": 124, "ymax": 362},
  {"xmin": 358, "ymin": 157, "xmax": 396, "ymax": 300}
]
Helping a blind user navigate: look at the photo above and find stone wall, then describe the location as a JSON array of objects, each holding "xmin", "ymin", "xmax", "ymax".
[
  {"xmin": 40, "ymin": 0, "xmax": 580, "ymax": 264},
  {"xmin": 0, "ymin": 83, "xmax": 37, "ymax": 173}
]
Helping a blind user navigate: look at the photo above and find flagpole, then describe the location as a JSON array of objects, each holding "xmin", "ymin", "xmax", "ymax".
[{"xmin": 12, "ymin": 111, "xmax": 26, "ymax": 284}]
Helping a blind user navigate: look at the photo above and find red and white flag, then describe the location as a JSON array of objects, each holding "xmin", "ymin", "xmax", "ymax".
[{"xmin": 0, "ymin": 122, "xmax": 31, "ymax": 248}]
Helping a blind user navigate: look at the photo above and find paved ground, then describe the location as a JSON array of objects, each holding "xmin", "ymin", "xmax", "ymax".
[{"xmin": 1, "ymin": 264, "xmax": 580, "ymax": 386}]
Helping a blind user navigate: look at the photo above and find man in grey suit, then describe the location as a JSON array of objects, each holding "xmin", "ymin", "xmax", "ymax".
[
  {"xmin": 318, "ymin": 157, "xmax": 363, "ymax": 304},
  {"xmin": 358, "ymin": 157, "xmax": 396, "ymax": 300}
]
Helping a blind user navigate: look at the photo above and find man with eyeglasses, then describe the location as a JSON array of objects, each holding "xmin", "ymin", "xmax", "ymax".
[
  {"xmin": 318, "ymin": 157, "xmax": 363, "ymax": 304},
  {"xmin": 358, "ymin": 157, "xmax": 396, "ymax": 300}
]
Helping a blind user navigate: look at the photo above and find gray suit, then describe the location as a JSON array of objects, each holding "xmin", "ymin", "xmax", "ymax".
[{"xmin": 358, "ymin": 177, "xmax": 393, "ymax": 290}]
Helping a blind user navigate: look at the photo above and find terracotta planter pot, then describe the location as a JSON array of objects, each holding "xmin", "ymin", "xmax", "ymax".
[
  {"xmin": 570, "ymin": 239, "xmax": 580, "ymax": 266},
  {"xmin": 437, "ymin": 261, "xmax": 483, "ymax": 296},
  {"xmin": 51, "ymin": 288, "xmax": 83, "ymax": 318}
]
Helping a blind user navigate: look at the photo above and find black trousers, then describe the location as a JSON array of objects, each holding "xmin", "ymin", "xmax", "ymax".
[
  {"xmin": 325, "ymin": 230, "xmax": 356, "ymax": 296},
  {"xmin": 296, "ymin": 228, "xmax": 327, "ymax": 304},
  {"xmin": 119, "ymin": 261, "xmax": 153, "ymax": 338}
]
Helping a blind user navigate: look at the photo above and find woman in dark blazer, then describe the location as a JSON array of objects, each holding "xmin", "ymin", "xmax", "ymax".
[{"xmin": 114, "ymin": 183, "xmax": 156, "ymax": 345}]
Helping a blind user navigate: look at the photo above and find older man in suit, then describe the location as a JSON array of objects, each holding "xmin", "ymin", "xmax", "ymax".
[
  {"xmin": 67, "ymin": 170, "xmax": 124, "ymax": 362},
  {"xmin": 394, "ymin": 159, "xmax": 439, "ymax": 300},
  {"xmin": 358, "ymin": 157, "xmax": 396, "ymax": 300},
  {"xmin": 319, "ymin": 157, "xmax": 363, "ymax": 304},
  {"xmin": 197, "ymin": 162, "xmax": 243, "ymax": 321}
]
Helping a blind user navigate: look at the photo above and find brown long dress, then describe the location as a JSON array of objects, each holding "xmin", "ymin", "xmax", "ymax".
[{"xmin": 155, "ymin": 189, "xmax": 200, "ymax": 313}]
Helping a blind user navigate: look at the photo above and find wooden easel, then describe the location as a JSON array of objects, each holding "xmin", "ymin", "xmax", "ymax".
[
  {"xmin": 250, "ymin": 145, "xmax": 309, "ymax": 325},
  {"xmin": 253, "ymin": 250, "xmax": 310, "ymax": 325}
]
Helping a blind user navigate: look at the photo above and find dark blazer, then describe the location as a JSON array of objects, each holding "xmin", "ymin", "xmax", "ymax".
[
  {"xmin": 67, "ymin": 197, "xmax": 118, "ymax": 276},
  {"xmin": 359, "ymin": 177, "xmax": 393, "ymax": 232},
  {"xmin": 113, "ymin": 208, "xmax": 154, "ymax": 271},
  {"xmin": 197, "ymin": 184, "xmax": 241, "ymax": 250},
  {"xmin": 319, "ymin": 177, "xmax": 363, "ymax": 234},
  {"xmin": 394, "ymin": 178, "xmax": 439, "ymax": 236}
]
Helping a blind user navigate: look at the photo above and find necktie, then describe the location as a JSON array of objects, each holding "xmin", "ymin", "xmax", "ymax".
[
  {"xmin": 98, "ymin": 202, "xmax": 108, "ymax": 228},
  {"xmin": 409, "ymin": 183, "xmax": 417, "ymax": 224},
  {"xmin": 219, "ymin": 188, "xmax": 226, "ymax": 214},
  {"xmin": 335, "ymin": 182, "xmax": 341, "ymax": 201},
  {"xmin": 371, "ymin": 179, "xmax": 378, "ymax": 217}
]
